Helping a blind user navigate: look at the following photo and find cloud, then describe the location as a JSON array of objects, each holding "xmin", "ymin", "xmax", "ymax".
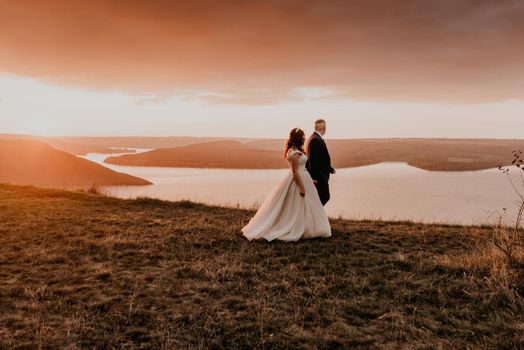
[{"xmin": 0, "ymin": 0, "xmax": 523, "ymax": 104}]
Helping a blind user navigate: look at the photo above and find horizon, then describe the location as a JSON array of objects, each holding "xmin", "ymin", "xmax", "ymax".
[{"xmin": 3, "ymin": 132, "xmax": 524, "ymax": 142}]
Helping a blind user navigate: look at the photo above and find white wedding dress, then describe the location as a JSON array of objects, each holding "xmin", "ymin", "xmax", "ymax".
[{"xmin": 242, "ymin": 149, "xmax": 332, "ymax": 241}]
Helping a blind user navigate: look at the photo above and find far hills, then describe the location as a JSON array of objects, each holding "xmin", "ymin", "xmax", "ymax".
[
  {"xmin": 0, "ymin": 139, "xmax": 151, "ymax": 187},
  {"xmin": 105, "ymin": 138, "xmax": 524, "ymax": 171},
  {"xmin": 53, "ymin": 136, "xmax": 256, "ymax": 150},
  {"xmin": 105, "ymin": 140, "xmax": 285, "ymax": 169},
  {"xmin": 1, "ymin": 134, "xmax": 522, "ymax": 173},
  {"xmin": 0, "ymin": 134, "xmax": 134, "ymax": 155}
]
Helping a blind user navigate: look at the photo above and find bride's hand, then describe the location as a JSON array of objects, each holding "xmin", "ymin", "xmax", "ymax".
[{"xmin": 299, "ymin": 187, "xmax": 306, "ymax": 197}]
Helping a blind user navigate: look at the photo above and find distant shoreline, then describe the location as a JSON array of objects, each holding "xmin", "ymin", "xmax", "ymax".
[
  {"xmin": 102, "ymin": 158, "xmax": 504, "ymax": 172},
  {"xmin": 102, "ymin": 138, "xmax": 524, "ymax": 172}
]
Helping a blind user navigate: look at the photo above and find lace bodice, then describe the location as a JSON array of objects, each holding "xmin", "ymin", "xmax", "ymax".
[{"xmin": 287, "ymin": 149, "xmax": 308, "ymax": 170}]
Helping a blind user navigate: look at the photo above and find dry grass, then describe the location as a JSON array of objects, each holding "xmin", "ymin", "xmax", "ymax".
[
  {"xmin": 85, "ymin": 184, "xmax": 103, "ymax": 195},
  {"xmin": 0, "ymin": 184, "xmax": 523, "ymax": 349}
]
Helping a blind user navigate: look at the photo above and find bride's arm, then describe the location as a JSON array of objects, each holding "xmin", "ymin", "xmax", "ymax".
[{"xmin": 291, "ymin": 154, "xmax": 306, "ymax": 196}]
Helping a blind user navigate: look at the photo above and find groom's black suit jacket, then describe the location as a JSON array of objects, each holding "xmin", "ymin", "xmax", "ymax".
[{"xmin": 306, "ymin": 132, "xmax": 334, "ymax": 205}]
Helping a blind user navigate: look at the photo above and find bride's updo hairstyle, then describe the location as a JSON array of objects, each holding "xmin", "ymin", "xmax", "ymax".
[{"xmin": 284, "ymin": 127, "xmax": 306, "ymax": 159}]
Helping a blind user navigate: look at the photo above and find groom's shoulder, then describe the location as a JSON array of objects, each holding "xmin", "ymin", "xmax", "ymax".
[
  {"xmin": 307, "ymin": 134, "xmax": 320, "ymax": 148},
  {"xmin": 309, "ymin": 133, "xmax": 321, "ymax": 142}
]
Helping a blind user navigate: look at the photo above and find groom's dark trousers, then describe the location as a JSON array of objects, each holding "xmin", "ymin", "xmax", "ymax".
[{"xmin": 306, "ymin": 132, "xmax": 334, "ymax": 206}]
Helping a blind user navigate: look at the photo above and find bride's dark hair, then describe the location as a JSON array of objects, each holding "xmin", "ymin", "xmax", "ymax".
[{"xmin": 284, "ymin": 128, "xmax": 305, "ymax": 159}]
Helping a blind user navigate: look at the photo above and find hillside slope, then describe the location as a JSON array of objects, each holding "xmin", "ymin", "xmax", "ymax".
[
  {"xmin": 0, "ymin": 184, "xmax": 522, "ymax": 349},
  {"xmin": 0, "ymin": 139, "xmax": 151, "ymax": 187}
]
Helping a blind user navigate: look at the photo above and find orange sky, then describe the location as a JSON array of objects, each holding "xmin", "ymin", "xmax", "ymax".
[{"xmin": 0, "ymin": 0, "xmax": 523, "ymax": 137}]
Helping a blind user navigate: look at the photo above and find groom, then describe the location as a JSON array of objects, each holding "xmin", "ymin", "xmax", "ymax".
[{"xmin": 306, "ymin": 119, "xmax": 336, "ymax": 206}]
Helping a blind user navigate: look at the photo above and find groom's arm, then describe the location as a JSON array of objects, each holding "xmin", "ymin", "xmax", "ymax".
[{"xmin": 324, "ymin": 142, "xmax": 335, "ymax": 174}]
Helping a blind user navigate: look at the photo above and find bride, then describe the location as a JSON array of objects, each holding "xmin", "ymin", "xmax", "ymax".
[{"xmin": 242, "ymin": 128, "xmax": 331, "ymax": 241}]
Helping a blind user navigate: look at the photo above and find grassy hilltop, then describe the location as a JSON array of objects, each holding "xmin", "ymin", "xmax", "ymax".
[{"xmin": 0, "ymin": 184, "xmax": 523, "ymax": 349}]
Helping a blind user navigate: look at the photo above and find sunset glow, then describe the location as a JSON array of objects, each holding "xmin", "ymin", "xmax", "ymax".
[{"xmin": 1, "ymin": 0, "xmax": 523, "ymax": 137}]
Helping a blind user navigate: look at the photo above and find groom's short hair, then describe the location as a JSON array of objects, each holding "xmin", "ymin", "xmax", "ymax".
[{"xmin": 315, "ymin": 119, "xmax": 326, "ymax": 126}]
